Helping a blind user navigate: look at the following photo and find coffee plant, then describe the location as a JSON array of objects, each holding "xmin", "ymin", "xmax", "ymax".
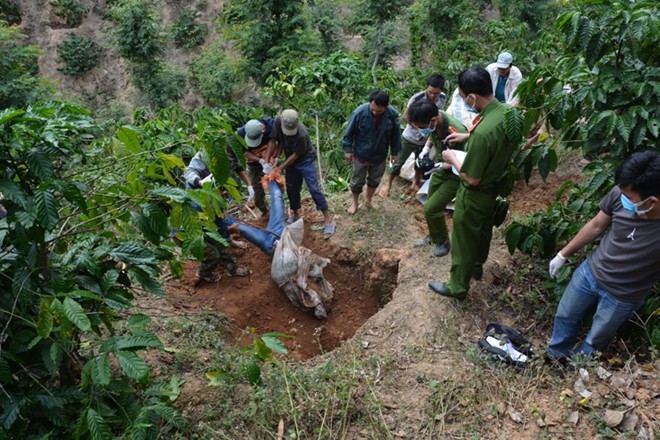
[{"xmin": 56, "ymin": 34, "xmax": 103, "ymax": 76}]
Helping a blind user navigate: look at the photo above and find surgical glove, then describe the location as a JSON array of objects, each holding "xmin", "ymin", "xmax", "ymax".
[
  {"xmin": 247, "ymin": 185, "xmax": 255, "ymax": 201},
  {"xmin": 262, "ymin": 162, "xmax": 273, "ymax": 175},
  {"xmin": 424, "ymin": 162, "xmax": 444, "ymax": 177},
  {"xmin": 259, "ymin": 158, "xmax": 267, "ymax": 166},
  {"xmin": 549, "ymin": 251, "xmax": 567, "ymax": 279},
  {"xmin": 200, "ymin": 174, "xmax": 215, "ymax": 185},
  {"xmin": 420, "ymin": 145, "xmax": 431, "ymax": 158}
]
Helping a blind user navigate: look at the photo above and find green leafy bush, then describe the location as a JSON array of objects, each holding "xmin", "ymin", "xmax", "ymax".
[
  {"xmin": 50, "ymin": 0, "xmax": 88, "ymax": 27},
  {"xmin": 190, "ymin": 44, "xmax": 245, "ymax": 106},
  {"xmin": 132, "ymin": 61, "xmax": 188, "ymax": 109},
  {"xmin": 56, "ymin": 33, "xmax": 103, "ymax": 76},
  {"xmin": 112, "ymin": 0, "xmax": 163, "ymax": 63},
  {"xmin": 0, "ymin": 0, "xmax": 22, "ymax": 24},
  {"xmin": 171, "ymin": 9, "xmax": 208, "ymax": 49},
  {"xmin": 0, "ymin": 22, "xmax": 51, "ymax": 108}
]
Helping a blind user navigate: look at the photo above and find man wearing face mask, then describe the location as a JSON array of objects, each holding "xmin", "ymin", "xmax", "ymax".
[
  {"xmin": 342, "ymin": 90, "xmax": 402, "ymax": 215},
  {"xmin": 545, "ymin": 150, "xmax": 660, "ymax": 365},
  {"xmin": 428, "ymin": 66, "xmax": 519, "ymax": 299},
  {"xmin": 379, "ymin": 74, "xmax": 446, "ymax": 197},
  {"xmin": 486, "ymin": 52, "xmax": 523, "ymax": 106}
]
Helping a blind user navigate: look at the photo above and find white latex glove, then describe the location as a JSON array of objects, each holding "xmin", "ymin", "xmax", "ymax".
[
  {"xmin": 247, "ymin": 185, "xmax": 255, "ymax": 201},
  {"xmin": 259, "ymin": 158, "xmax": 267, "ymax": 166},
  {"xmin": 200, "ymin": 174, "xmax": 215, "ymax": 185},
  {"xmin": 424, "ymin": 162, "xmax": 444, "ymax": 177},
  {"xmin": 419, "ymin": 145, "xmax": 431, "ymax": 158},
  {"xmin": 549, "ymin": 251, "xmax": 567, "ymax": 279},
  {"xmin": 262, "ymin": 162, "xmax": 274, "ymax": 175}
]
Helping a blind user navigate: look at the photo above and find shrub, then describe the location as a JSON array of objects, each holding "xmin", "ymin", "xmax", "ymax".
[
  {"xmin": 190, "ymin": 44, "xmax": 245, "ymax": 106},
  {"xmin": 112, "ymin": 0, "xmax": 163, "ymax": 63},
  {"xmin": 56, "ymin": 33, "xmax": 103, "ymax": 76},
  {"xmin": 171, "ymin": 9, "xmax": 208, "ymax": 49},
  {"xmin": 132, "ymin": 61, "xmax": 188, "ymax": 109},
  {"xmin": 50, "ymin": 0, "xmax": 88, "ymax": 27}
]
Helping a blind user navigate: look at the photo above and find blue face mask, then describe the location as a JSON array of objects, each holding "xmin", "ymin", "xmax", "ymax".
[
  {"xmin": 463, "ymin": 94, "xmax": 478, "ymax": 113},
  {"xmin": 620, "ymin": 193, "xmax": 653, "ymax": 215},
  {"xmin": 419, "ymin": 127, "xmax": 435, "ymax": 136}
]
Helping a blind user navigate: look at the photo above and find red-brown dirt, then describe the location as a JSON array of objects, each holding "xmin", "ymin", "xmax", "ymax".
[{"xmin": 165, "ymin": 208, "xmax": 384, "ymax": 360}]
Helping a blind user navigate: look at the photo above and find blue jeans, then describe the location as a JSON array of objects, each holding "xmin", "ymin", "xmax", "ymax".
[
  {"xmin": 226, "ymin": 180, "xmax": 286, "ymax": 256},
  {"xmin": 286, "ymin": 155, "xmax": 328, "ymax": 212},
  {"xmin": 547, "ymin": 260, "xmax": 644, "ymax": 359}
]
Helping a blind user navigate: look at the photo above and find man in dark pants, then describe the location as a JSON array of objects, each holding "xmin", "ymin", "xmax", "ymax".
[
  {"xmin": 236, "ymin": 118, "xmax": 274, "ymax": 215},
  {"xmin": 266, "ymin": 109, "xmax": 335, "ymax": 239},
  {"xmin": 429, "ymin": 66, "xmax": 519, "ymax": 299},
  {"xmin": 342, "ymin": 90, "xmax": 401, "ymax": 215}
]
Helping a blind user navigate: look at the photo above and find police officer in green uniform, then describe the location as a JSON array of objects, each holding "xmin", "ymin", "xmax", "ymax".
[
  {"xmin": 414, "ymin": 111, "xmax": 468, "ymax": 257},
  {"xmin": 429, "ymin": 66, "xmax": 518, "ymax": 299}
]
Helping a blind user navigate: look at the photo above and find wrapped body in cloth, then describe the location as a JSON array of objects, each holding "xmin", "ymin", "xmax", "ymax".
[{"xmin": 227, "ymin": 172, "xmax": 334, "ymax": 319}]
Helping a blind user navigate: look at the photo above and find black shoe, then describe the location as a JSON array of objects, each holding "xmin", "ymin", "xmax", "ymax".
[
  {"xmin": 472, "ymin": 270, "xmax": 483, "ymax": 281},
  {"xmin": 428, "ymin": 281, "xmax": 466, "ymax": 300},
  {"xmin": 431, "ymin": 242, "xmax": 451, "ymax": 257},
  {"xmin": 544, "ymin": 353, "xmax": 574, "ymax": 372}
]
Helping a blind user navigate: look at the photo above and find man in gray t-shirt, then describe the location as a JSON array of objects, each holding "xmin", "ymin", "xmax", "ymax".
[{"xmin": 546, "ymin": 150, "xmax": 660, "ymax": 363}]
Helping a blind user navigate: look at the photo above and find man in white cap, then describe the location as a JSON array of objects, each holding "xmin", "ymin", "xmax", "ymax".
[
  {"xmin": 266, "ymin": 109, "xmax": 335, "ymax": 239},
  {"xmin": 236, "ymin": 118, "xmax": 275, "ymax": 214},
  {"xmin": 485, "ymin": 51, "xmax": 523, "ymax": 106}
]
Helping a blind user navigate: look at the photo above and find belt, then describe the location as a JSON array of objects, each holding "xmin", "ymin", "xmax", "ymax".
[{"xmin": 462, "ymin": 182, "xmax": 495, "ymax": 194}]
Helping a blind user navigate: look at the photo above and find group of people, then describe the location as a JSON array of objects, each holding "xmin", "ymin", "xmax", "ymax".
[
  {"xmin": 183, "ymin": 50, "xmax": 660, "ymax": 363},
  {"xmin": 340, "ymin": 51, "xmax": 660, "ymax": 366}
]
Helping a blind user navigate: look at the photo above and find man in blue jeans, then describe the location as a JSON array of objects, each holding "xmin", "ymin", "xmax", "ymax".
[
  {"xmin": 266, "ymin": 109, "xmax": 335, "ymax": 239},
  {"xmin": 546, "ymin": 150, "xmax": 660, "ymax": 364}
]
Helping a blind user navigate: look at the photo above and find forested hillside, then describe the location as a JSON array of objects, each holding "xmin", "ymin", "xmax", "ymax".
[{"xmin": 0, "ymin": 0, "xmax": 658, "ymax": 438}]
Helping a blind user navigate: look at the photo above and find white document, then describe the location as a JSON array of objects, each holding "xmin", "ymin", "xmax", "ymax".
[{"xmin": 450, "ymin": 150, "xmax": 467, "ymax": 176}]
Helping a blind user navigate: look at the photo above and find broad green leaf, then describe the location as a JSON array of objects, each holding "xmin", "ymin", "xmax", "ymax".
[
  {"xmin": 57, "ymin": 180, "xmax": 88, "ymax": 212},
  {"xmin": 144, "ymin": 203, "xmax": 169, "ymax": 240},
  {"xmin": 151, "ymin": 186, "xmax": 189, "ymax": 203},
  {"xmin": 261, "ymin": 335, "xmax": 288, "ymax": 354},
  {"xmin": 63, "ymin": 297, "xmax": 92, "ymax": 331},
  {"xmin": 115, "ymin": 334, "xmax": 163, "ymax": 350},
  {"xmin": 93, "ymin": 354, "xmax": 111, "ymax": 386},
  {"xmin": 115, "ymin": 126, "xmax": 141, "ymax": 154},
  {"xmin": 504, "ymin": 223, "xmax": 523, "ymax": 255},
  {"xmin": 37, "ymin": 297, "xmax": 54, "ymax": 338},
  {"xmin": 114, "ymin": 350, "xmax": 149, "ymax": 381},
  {"xmin": 27, "ymin": 149, "xmax": 54, "ymax": 181},
  {"xmin": 86, "ymin": 408, "xmax": 112, "ymax": 440},
  {"xmin": 110, "ymin": 241, "xmax": 156, "ymax": 265},
  {"xmin": 203, "ymin": 139, "xmax": 230, "ymax": 185},
  {"xmin": 168, "ymin": 259, "xmax": 184, "ymax": 279},
  {"xmin": 34, "ymin": 189, "xmax": 59, "ymax": 230},
  {"xmin": 151, "ymin": 404, "xmax": 186, "ymax": 429},
  {"xmin": 0, "ymin": 180, "xmax": 28, "ymax": 208},
  {"xmin": 100, "ymin": 270, "xmax": 119, "ymax": 293},
  {"xmin": 0, "ymin": 401, "xmax": 19, "ymax": 430},
  {"xmin": 245, "ymin": 360, "xmax": 261, "ymax": 387},
  {"xmin": 157, "ymin": 153, "xmax": 185, "ymax": 169},
  {"xmin": 127, "ymin": 314, "xmax": 151, "ymax": 329},
  {"xmin": 0, "ymin": 108, "xmax": 24, "ymax": 125},
  {"xmin": 504, "ymin": 107, "xmax": 523, "ymax": 143}
]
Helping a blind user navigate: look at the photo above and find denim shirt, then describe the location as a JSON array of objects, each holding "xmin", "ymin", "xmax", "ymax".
[{"xmin": 342, "ymin": 103, "xmax": 402, "ymax": 163}]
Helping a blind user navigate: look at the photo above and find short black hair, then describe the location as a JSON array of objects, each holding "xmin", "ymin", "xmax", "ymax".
[
  {"xmin": 427, "ymin": 74, "xmax": 445, "ymax": 90},
  {"xmin": 369, "ymin": 90, "xmax": 390, "ymax": 107},
  {"xmin": 407, "ymin": 100, "xmax": 438, "ymax": 125},
  {"xmin": 615, "ymin": 150, "xmax": 660, "ymax": 199},
  {"xmin": 457, "ymin": 66, "xmax": 493, "ymax": 97}
]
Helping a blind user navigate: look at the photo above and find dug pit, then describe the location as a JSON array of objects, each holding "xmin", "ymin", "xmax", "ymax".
[{"xmin": 165, "ymin": 219, "xmax": 400, "ymax": 360}]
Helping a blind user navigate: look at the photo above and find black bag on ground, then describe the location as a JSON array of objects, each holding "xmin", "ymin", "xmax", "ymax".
[{"xmin": 477, "ymin": 323, "xmax": 535, "ymax": 372}]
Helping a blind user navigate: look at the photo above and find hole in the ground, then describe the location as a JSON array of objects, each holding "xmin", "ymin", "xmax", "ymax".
[{"xmin": 165, "ymin": 220, "xmax": 399, "ymax": 360}]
